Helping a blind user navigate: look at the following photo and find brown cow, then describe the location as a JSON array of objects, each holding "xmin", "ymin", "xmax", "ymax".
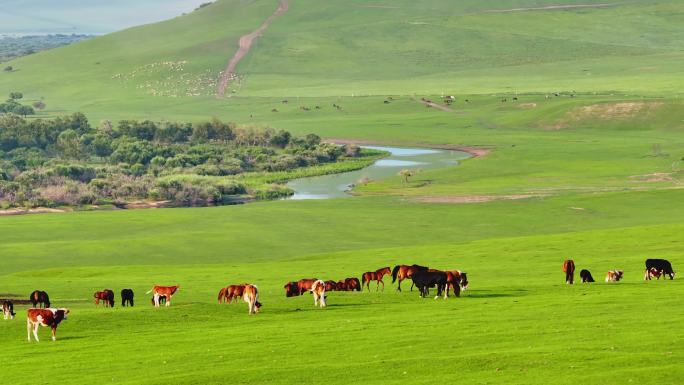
[
  {"xmin": 563, "ymin": 260, "xmax": 576, "ymax": 284},
  {"xmin": 27, "ymin": 308, "xmax": 69, "ymax": 342},
  {"xmin": 242, "ymin": 284, "xmax": 262, "ymax": 315},
  {"xmin": 146, "ymin": 285, "xmax": 180, "ymax": 307},
  {"xmin": 94, "ymin": 289, "xmax": 115, "ymax": 307}
]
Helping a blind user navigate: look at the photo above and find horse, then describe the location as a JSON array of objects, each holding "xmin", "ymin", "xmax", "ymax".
[
  {"xmin": 94, "ymin": 289, "xmax": 115, "ymax": 307},
  {"xmin": 411, "ymin": 271, "xmax": 448, "ymax": 299},
  {"xmin": 146, "ymin": 285, "xmax": 180, "ymax": 307},
  {"xmin": 242, "ymin": 284, "xmax": 262, "ymax": 315},
  {"xmin": 562, "ymin": 260, "xmax": 576, "ymax": 284},
  {"xmin": 311, "ymin": 280, "xmax": 327, "ymax": 308},
  {"xmin": 121, "ymin": 289, "xmax": 134, "ymax": 307},
  {"xmin": 28, "ymin": 290, "xmax": 50, "ymax": 308},
  {"xmin": 361, "ymin": 267, "xmax": 391, "ymax": 291},
  {"xmin": 324, "ymin": 280, "xmax": 337, "ymax": 291},
  {"xmin": 335, "ymin": 280, "xmax": 347, "ymax": 291},
  {"xmin": 580, "ymin": 269, "xmax": 595, "ymax": 283},
  {"xmin": 284, "ymin": 279, "xmax": 318, "ymax": 297},
  {"xmin": 392, "ymin": 264, "xmax": 428, "ymax": 291},
  {"xmin": 605, "ymin": 270, "xmax": 624, "ymax": 282},
  {"xmin": 219, "ymin": 285, "xmax": 246, "ymax": 303},
  {"xmin": 344, "ymin": 277, "xmax": 361, "ymax": 291}
]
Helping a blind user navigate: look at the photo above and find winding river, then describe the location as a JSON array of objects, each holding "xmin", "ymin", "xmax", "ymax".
[{"xmin": 287, "ymin": 146, "xmax": 471, "ymax": 199}]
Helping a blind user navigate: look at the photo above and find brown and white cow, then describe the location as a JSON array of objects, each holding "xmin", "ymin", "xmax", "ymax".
[
  {"xmin": 311, "ymin": 280, "xmax": 327, "ymax": 308},
  {"xmin": 27, "ymin": 308, "xmax": 69, "ymax": 342},
  {"xmin": 242, "ymin": 284, "xmax": 262, "ymax": 315},
  {"xmin": 146, "ymin": 285, "xmax": 180, "ymax": 307},
  {"xmin": 605, "ymin": 270, "xmax": 624, "ymax": 282},
  {"xmin": 3, "ymin": 300, "xmax": 16, "ymax": 320}
]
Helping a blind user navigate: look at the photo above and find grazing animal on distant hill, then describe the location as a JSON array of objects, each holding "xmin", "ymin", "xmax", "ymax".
[
  {"xmin": 605, "ymin": 270, "xmax": 624, "ymax": 282},
  {"xmin": 392, "ymin": 264, "xmax": 428, "ymax": 291},
  {"xmin": 563, "ymin": 260, "xmax": 576, "ymax": 284},
  {"xmin": 3, "ymin": 301, "xmax": 16, "ymax": 320},
  {"xmin": 580, "ymin": 269, "xmax": 595, "ymax": 283},
  {"xmin": 284, "ymin": 279, "xmax": 318, "ymax": 297},
  {"xmin": 311, "ymin": 280, "xmax": 327, "ymax": 308},
  {"xmin": 121, "ymin": 289, "xmax": 134, "ymax": 307},
  {"xmin": 361, "ymin": 267, "xmax": 392, "ymax": 291},
  {"xmin": 29, "ymin": 290, "xmax": 50, "ymax": 308},
  {"xmin": 94, "ymin": 289, "xmax": 115, "ymax": 307},
  {"xmin": 645, "ymin": 259, "xmax": 675, "ymax": 280},
  {"xmin": 27, "ymin": 308, "xmax": 69, "ymax": 342},
  {"xmin": 411, "ymin": 271, "xmax": 448, "ymax": 299},
  {"xmin": 146, "ymin": 285, "xmax": 180, "ymax": 307},
  {"xmin": 242, "ymin": 284, "xmax": 262, "ymax": 315},
  {"xmin": 644, "ymin": 267, "xmax": 662, "ymax": 280}
]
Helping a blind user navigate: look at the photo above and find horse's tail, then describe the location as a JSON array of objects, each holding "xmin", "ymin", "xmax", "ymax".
[
  {"xmin": 218, "ymin": 288, "xmax": 226, "ymax": 303},
  {"xmin": 392, "ymin": 265, "xmax": 400, "ymax": 283},
  {"xmin": 145, "ymin": 288, "xmax": 154, "ymax": 295}
]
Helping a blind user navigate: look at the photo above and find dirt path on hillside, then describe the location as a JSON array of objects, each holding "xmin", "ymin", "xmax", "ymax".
[
  {"xmin": 482, "ymin": 3, "xmax": 616, "ymax": 13},
  {"xmin": 217, "ymin": 0, "xmax": 289, "ymax": 97}
]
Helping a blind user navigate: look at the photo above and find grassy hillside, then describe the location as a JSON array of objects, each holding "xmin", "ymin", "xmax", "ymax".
[{"xmin": 2, "ymin": 1, "xmax": 684, "ymax": 384}]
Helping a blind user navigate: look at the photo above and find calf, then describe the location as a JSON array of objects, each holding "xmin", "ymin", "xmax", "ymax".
[
  {"xmin": 580, "ymin": 269, "xmax": 595, "ymax": 283},
  {"xmin": 27, "ymin": 308, "xmax": 69, "ymax": 342},
  {"xmin": 242, "ymin": 284, "xmax": 262, "ymax": 315},
  {"xmin": 645, "ymin": 259, "xmax": 675, "ymax": 280},
  {"xmin": 3, "ymin": 300, "xmax": 16, "ymax": 320},
  {"xmin": 605, "ymin": 270, "xmax": 624, "ymax": 282},
  {"xmin": 121, "ymin": 289, "xmax": 134, "ymax": 307},
  {"xmin": 311, "ymin": 280, "xmax": 327, "ymax": 308}
]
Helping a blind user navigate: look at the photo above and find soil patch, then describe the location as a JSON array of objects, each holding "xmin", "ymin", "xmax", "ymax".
[
  {"xmin": 413, "ymin": 194, "xmax": 543, "ymax": 204},
  {"xmin": 0, "ymin": 207, "xmax": 68, "ymax": 216}
]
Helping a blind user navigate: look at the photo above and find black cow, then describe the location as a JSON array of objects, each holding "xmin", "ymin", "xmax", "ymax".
[
  {"xmin": 645, "ymin": 259, "xmax": 675, "ymax": 280},
  {"xmin": 29, "ymin": 290, "xmax": 50, "ymax": 308},
  {"xmin": 411, "ymin": 271, "xmax": 448, "ymax": 299},
  {"xmin": 2, "ymin": 300, "xmax": 16, "ymax": 320},
  {"xmin": 121, "ymin": 289, "xmax": 135, "ymax": 307},
  {"xmin": 579, "ymin": 269, "xmax": 595, "ymax": 283}
]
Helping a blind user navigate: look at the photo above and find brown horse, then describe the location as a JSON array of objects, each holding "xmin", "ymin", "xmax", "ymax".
[
  {"xmin": 218, "ymin": 285, "xmax": 246, "ymax": 304},
  {"xmin": 335, "ymin": 278, "xmax": 361, "ymax": 292},
  {"xmin": 563, "ymin": 260, "xmax": 575, "ymax": 284},
  {"xmin": 284, "ymin": 279, "xmax": 318, "ymax": 297},
  {"xmin": 324, "ymin": 280, "xmax": 337, "ymax": 291},
  {"xmin": 361, "ymin": 267, "xmax": 392, "ymax": 291},
  {"xmin": 392, "ymin": 264, "xmax": 428, "ymax": 291},
  {"xmin": 94, "ymin": 289, "xmax": 115, "ymax": 307}
]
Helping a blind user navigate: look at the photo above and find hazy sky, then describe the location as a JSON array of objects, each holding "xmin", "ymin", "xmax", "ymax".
[{"xmin": 0, "ymin": 0, "xmax": 210, "ymax": 35}]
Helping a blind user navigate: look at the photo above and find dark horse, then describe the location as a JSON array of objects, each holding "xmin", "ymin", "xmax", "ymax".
[
  {"xmin": 563, "ymin": 259, "xmax": 575, "ymax": 284},
  {"xmin": 411, "ymin": 271, "xmax": 448, "ymax": 299},
  {"xmin": 29, "ymin": 290, "xmax": 50, "ymax": 308},
  {"xmin": 121, "ymin": 289, "xmax": 134, "ymax": 307},
  {"xmin": 392, "ymin": 264, "xmax": 428, "ymax": 291},
  {"xmin": 361, "ymin": 267, "xmax": 392, "ymax": 291},
  {"xmin": 580, "ymin": 269, "xmax": 595, "ymax": 283}
]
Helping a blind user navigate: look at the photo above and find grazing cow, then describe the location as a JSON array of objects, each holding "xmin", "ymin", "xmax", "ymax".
[
  {"xmin": 311, "ymin": 280, "xmax": 327, "ymax": 308},
  {"xmin": 324, "ymin": 280, "xmax": 337, "ymax": 292},
  {"xmin": 284, "ymin": 279, "xmax": 318, "ymax": 297},
  {"xmin": 3, "ymin": 300, "xmax": 16, "ymax": 320},
  {"xmin": 562, "ymin": 260, "xmax": 576, "ymax": 284},
  {"xmin": 644, "ymin": 267, "xmax": 663, "ymax": 281},
  {"xmin": 579, "ymin": 269, "xmax": 595, "ymax": 283},
  {"xmin": 121, "ymin": 289, "xmax": 134, "ymax": 307},
  {"xmin": 645, "ymin": 259, "xmax": 675, "ymax": 280},
  {"xmin": 146, "ymin": 285, "xmax": 180, "ymax": 307},
  {"xmin": 392, "ymin": 264, "xmax": 428, "ymax": 291},
  {"xmin": 29, "ymin": 290, "xmax": 50, "ymax": 308},
  {"xmin": 242, "ymin": 284, "xmax": 262, "ymax": 315},
  {"xmin": 411, "ymin": 271, "xmax": 448, "ymax": 299},
  {"xmin": 605, "ymin": 270, "xmax": 624, "ymax": 282},
  {"xmin": 94, "ymin": 289, "xmax": 115, "ymax": 307},
  {"xmin": 361, "ymin": 267, "xmax": 392, "ymax": 292},
  {"xmin": 26, "ymin": 308, "xmax": 69, "ymax": 342}
]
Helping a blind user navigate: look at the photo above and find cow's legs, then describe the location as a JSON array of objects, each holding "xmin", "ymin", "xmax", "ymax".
[
  {"xmin": 166, "ymin": 295, "xmax": 171, "ymax": 307},
  {"xmin": 153, "ymin": 294, "xmax": 160, "ymax": 307},
  {"xmin": 27, "ymin": 319, "xmax": 32, "ymax": 341},
  {"xmin": 51, "ymin": 327, "xmax": 57, "ymax": 341},
  {"xmin": 33, "ymin": 324, "xmax": 40, "ymax": 342}
]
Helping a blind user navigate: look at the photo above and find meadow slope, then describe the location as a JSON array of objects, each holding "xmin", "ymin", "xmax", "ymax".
[{"xmin": 2, "ymin": 0, "xmax": 684, "ymax": 384}]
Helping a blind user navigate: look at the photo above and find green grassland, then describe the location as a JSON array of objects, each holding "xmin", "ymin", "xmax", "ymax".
[{"xmin": 2, "ymin": 0, "xmax": 684, "ymax": 384}]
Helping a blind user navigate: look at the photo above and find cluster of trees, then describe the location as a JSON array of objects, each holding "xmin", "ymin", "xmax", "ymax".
[
  {"xmin": 0, "ymin": 34, "xmax": 92, "ymax": 62},
  {"xmin": 0, "ymin": 112, "xmax": 357, "ymax": 208},
  {"xmin": 0, "ymin": 92, "xmax": 35, "ymax": 117}
]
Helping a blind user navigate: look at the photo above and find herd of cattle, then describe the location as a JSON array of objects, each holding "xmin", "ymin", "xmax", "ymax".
[{"xmin": 1, "ymin": 259, "xmax": 676, "ymax": 342}]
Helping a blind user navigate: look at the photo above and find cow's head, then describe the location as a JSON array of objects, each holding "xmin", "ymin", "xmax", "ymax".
[
  {"xmin": 255, "ymin": 301, "xmax": 262, "ymax": 312},
  {"xmin": 459, "ymin": 272, "xmax": 469, "ymax": 290}
]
